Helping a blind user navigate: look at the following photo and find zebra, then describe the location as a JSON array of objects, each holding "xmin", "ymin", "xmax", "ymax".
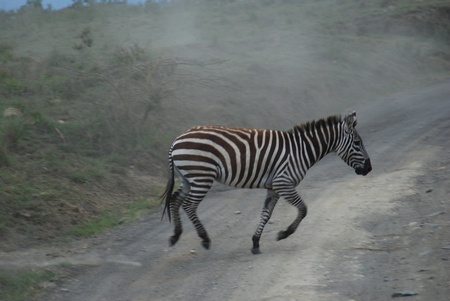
[{"xmin": 161, "ymin": 111, "xmax": 371, "ymax": 254}]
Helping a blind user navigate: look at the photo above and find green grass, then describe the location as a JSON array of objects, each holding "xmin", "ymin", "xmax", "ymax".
[
  {"xmin": 0, "ymin": 0, "xmax": 449, "ymax": 250},
  {"xmin": 0, "ymin": 268, "xmax": 58, "ymax": 301},
  {"xmin": 72, "ymin": 211, "xmax": 119, "ymax": 237},
  {"xmin": 0, "ymin": 2, "xmax": 448, "ymax": 297},
  {"xmin": 71, "ymin": 195, "xmax": 159, "ymax": 237},
  {"xmin": 69, "ymin": 162, "xmax": 105, "ymax": 183},
  {"xmin": 125, "ymin": 196, "xmax": 160, "ymax": 220}
]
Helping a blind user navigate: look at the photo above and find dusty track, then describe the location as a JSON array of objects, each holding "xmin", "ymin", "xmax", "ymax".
[{"xmin": 2, "ymin": 81, "xmax": 450, "ymax": 300}]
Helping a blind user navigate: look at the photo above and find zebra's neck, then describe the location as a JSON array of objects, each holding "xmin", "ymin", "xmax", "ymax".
[{"xmin": 290, "ymin": 116, "xmax": 342, "ymax": 170}]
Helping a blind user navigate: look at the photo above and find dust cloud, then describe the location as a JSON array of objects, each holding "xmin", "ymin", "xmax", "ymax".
[
  {"xmin": 128, "ymin": 1, "xmax": 450, "ymax": 133},
  {"xmin": 7, "ymin": 1, "xmax": 448, "ymax": 132}
]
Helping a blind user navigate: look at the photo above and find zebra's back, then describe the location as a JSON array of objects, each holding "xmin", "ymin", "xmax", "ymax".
[{"xmin": 171, "ymin": 126, "xmax": 290, "ymax": 189}]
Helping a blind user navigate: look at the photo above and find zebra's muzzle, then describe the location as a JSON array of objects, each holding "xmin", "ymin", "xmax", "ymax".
[{"xmin": 355, "ymin": 159, "xmax": 372, "ymax": 176}]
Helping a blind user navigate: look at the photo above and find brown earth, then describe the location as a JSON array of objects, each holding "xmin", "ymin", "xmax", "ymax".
[{"xmin": 1, "ymin": 81, "xmax": 450, "ymax": 300}]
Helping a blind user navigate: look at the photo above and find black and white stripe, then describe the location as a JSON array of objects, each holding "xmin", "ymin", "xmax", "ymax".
[{"xmin": 162, "ymin": 111, "xmax": 371, "ymax": 254}]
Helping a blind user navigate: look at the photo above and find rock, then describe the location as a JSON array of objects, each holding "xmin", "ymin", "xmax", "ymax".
[
  {"xmin": 39, "ymin": 281, "xmax": 57, "ymax": 289},
  {"xmin": 426, "ymin": 211, "xmax": 445, "ymax": 217},
  {"xmin": 234, "ymin": 210, "xmax": 241, "ymax": 214},
  {"xmin": 3, "ymin": 107, "xmax": 22, "ymax": 117},
  {"xmin": 419, "ymin": 249, "xmax": 433, "ymax": 256},
  {"xmin": 421, "ymin": 223, "xmax": 440, "ymax": 228},
  {"xmin": 15, "ymin": 210, "xmax": 33, "ymax": 218},
  {"xmin": 392, "ymin": 290, "xmax": 418, "ymax": 297},
  {"xmin": 49, "ymin": 98, "xmax": 63, "ymax": 105},
  {"xmin": 190, "ymin": 249, "xmax": 197, "ymax": 255}
]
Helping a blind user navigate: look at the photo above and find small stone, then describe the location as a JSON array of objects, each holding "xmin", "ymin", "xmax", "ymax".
[
  {"xmin": 422, "ymin": 223, "xmax": 440, "ymax": 228},
  {"xmin": 425, "ymin": 189, "xmax": 432, "ymax": 193},
  {"xmin": 419, "ymin": 249, "xmax": 433, "ymax": 256},
  {"xmin": 190, "ymin": 249, "xmax": 197, "ymax": 255},
  {"xmin": 40, "ymin": 281, "xmax": 57, "ymax": 289},
  {"xmin": 417, "ymin": 268, "xmax": 428, "ymax": 272},
  {"xmin": 22, "ymin": 211, "xmax": 32, "ymax": 218},
  {"xmin": 426, "ymin": 211, "xmax": 445, "ymax": 217},
  {"xmin": 442, "ymin": 245, "xmax": 450, "ymax": 250},
  {"xmin": 392, "ymin": 290, "xmax": 418, "ymax": 298},
  {"xmin": 3, "ymin": 107, "xmax": 22, "ymax": 117},
  {"xmin": 234, "ymin": 210, "xmax": 241, "ymax": 214}
]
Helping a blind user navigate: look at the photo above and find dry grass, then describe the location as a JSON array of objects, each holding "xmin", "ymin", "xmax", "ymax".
[{"xmin": 0, "ymin": 0, "xmax": 449, "ymax": 251}]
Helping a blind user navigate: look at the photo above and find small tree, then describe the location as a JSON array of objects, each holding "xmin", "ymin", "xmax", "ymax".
[{"xmin": 25, "ymin": 0, "xmax": 43, "ymax": 9}]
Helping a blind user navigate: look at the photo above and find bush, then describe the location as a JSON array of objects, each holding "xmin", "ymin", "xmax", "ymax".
[
  {"xmin": 0, "ymin": 44, "xmax": 14, "ymax": 63},
  {"xmin": 111, "ymin": 43, "xmax": 150, "ymax": 66},
  {"xmin": 0, "ymin": 118, "xmax": 29, "ymax": 151},
  {"xmin": 0, "ymin": 143, "xmax": 10, "ymax": 167},
  {"xmin": 0, "ymin": 69, "xmax": 27, "ymax": 97}
]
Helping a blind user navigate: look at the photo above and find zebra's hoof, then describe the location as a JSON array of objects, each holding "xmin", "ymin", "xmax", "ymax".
[
  {"xmin": 277, "ymin": 231, "xmax": 288, "ymax": 241},
  {"xmin": 201, "ymin": 240, "xmax": 210, "ymax": 250},
  {"xmin": 251, "ymin": 247, "xmax": 261, "ymax": 255},
  {"xmin": 169, "ymin": 236, "xmax": 179, "ymax": 246}
]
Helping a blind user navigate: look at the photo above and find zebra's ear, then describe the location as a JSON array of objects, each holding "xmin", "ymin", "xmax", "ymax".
[{"xmin": 344, "ymin": 111, "xmax": 357, "ymax": 130}]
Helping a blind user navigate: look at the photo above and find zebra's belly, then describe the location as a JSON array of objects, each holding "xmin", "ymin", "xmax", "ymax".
[{"xmin": 215, "ymin": 169, "xmax": 273, "ymax": 190}]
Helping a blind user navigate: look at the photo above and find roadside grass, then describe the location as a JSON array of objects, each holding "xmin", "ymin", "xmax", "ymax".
[
  {"xmin": 69, "ymin": 159, "xmax": 106, "ymax": 184},
  {"xmin": 0, "ymin": 268, "xmax": 58, "ymax": 301},
  {"xmin": 0, "ymin": 0, "xmax": 449, "ymax": 250},
  {"xmin": 71, "ymin": 211, "xmax": 119, "ymax": 237},
  {"xmin": 71, "ymin": 194, "xmax": 161, "ymax": 237},
  {"xmin": 0, "ymin": 2, "xmax": 449, "ymax": 297}
]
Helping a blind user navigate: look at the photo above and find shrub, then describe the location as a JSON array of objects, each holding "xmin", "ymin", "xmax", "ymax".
[
  {"xmin": 111, "ymin": 43, "xmax": 149, "ymax": 66},
  {"xmin": 0, "ymin": 143, "xmax": 10, "ymax": 167},
  {"xmin": 0, "ymin": 44, "xmax": 14, "ymax": 63},
  {"xmin": 0, "ymin": 118, "xmax": 29, "ymax": 151},
  {"xmin": 0, "ymin": 69, "xmax": 27, "ymax": 97}
]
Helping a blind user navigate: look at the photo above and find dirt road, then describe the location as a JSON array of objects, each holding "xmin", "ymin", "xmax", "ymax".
[{"xmin": 3, "ymin": 81, "xmax": 450, "ymax": 300}]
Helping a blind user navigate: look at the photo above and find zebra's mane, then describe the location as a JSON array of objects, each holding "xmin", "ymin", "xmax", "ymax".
[{"xmin": 290, "ymin": 115, "xmax": 342, "ymax": 134}]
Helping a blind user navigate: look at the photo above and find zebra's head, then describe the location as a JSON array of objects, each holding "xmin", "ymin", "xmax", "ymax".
[{"xmin": 336, "ymin": 111, "xmax": 372, "ymax": 176}]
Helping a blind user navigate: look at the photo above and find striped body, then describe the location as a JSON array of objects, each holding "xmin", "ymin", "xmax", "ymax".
[
  {"xmin": 172, "ymin": 126, "xmax": 294, "ymax": 189},
  {"xmin": 162, "ymin": 112, "xmax": 372, "ymax": 254}
]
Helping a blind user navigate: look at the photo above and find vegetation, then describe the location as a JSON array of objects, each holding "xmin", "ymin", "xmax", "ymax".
[
  {"xmin": 0, "ymin": 268, "xmax": 58, "ymax": 301},
  {"xmin": 1, "ymin": 0, "xmax": 449, "ymax": 298},
  {"xmin": 0, "ymin": 0, "xmax": 449, "ymax": 250}
]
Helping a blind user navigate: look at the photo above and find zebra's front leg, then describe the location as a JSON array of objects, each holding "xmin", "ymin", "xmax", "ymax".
[
  {"xmin": 169, "ymin": 190, "xmax": 185, "ymax": 246},
  {"xmin": 251, "ymin": 190, "xmax": 279, "ymax": 254},
  {"xmin": 275, "ymin": 188, "xmax": 308, "ymax": 241}
]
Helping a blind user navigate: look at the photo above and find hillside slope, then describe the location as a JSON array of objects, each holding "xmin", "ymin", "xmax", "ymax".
[{"xmin": 0, "ymin": 0, "xmax": 449, "ymax": 251}]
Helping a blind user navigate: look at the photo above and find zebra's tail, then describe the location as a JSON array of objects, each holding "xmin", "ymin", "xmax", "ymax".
[{"xmin": 161, "ymin": 149, "xmax": 175, "ymax": 222}]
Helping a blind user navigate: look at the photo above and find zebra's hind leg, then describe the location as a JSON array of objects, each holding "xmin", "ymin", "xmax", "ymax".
[
  {"xmin": 251, "ymin": 190, "xmax": 279, "ymax": 254},
  {"xmin": 169, "ymin": 189, "xmax": 186, "ymax": 246},
  {"xmin": 182, "ymin": 182, "xmax": 213, "ymax": 250}
]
